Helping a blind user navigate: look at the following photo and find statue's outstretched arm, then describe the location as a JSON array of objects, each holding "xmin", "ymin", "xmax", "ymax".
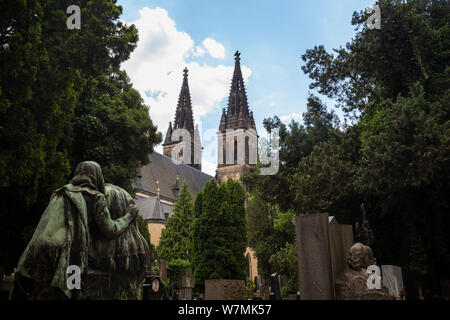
[{"xmin": 93, "ymin": 194, "xmax": 138, "ymax": 239}]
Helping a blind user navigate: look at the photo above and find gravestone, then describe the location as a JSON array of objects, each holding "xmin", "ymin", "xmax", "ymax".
[
  {"xmin": 159, "ymin": 260, "xmax": 168, "ymax": 284},
  {"xmin": 440, "ymin": 279, "xmax": 450, "ymax": 300},
  {"xmin": 296, "ymin": 213, "xmax": 335, "ymax": 300},
  {"xmin": 381, "ymin": 265, "xmax": 404, "ymax": 298},
  {"xmin": 287, "ymin": 293, "xmax": 299, "ymax": 300},
  {"xmin": 177, "ymin": 269, "xmax": 194, "ymax": 300},
  {"xmin": 269, "ymin": 273, "xmax": 282, "ymax": 300},
  {"xmin": 205, "ymin": 280, "xmax": 246, "ymax": 300},
  {"xmin": 329, "ymin": 223, "xmax": 354, "ymax": 281},
  {"xmin": 279, "ymin": 274, "xmax": 288, "ymax": 289},
  {"xmin": 0, "ymin": 279, "xmax": 13, "ymax": 300},
  {"xmin": 143, "ymin": 273, "xmax": 162, "ymax": 300},
  {"xmin": 254, "ymin": 275, "xmax": 264, "ymax": 298}
]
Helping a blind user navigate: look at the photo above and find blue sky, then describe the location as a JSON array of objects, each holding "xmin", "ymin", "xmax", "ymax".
[{"xmin": 117, "ymin": 0, "xmax": 374, "ymax": 175}]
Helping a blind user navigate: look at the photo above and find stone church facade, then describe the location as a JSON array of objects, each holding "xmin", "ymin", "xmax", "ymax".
[{"xmin": 135, "ymin": 51, "xmax": 258, "ymax": 280}]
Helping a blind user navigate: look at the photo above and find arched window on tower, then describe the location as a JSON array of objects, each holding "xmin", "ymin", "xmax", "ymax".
[
  {"xmin": 245, "ymin": 136, "xmax": 250, "ymax": 165},
  {"xmin": 234, "ymin": 137, "xmax": 238, "ymax": 165},
  {"xmin": 224, "ymin": 138, "xmax": 229, "ymax": 166}
]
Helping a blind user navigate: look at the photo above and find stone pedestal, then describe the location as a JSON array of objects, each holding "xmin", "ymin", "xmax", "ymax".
[{"xmin": 335, "ymin": 268, "xmax": 393, "ymax": 300}]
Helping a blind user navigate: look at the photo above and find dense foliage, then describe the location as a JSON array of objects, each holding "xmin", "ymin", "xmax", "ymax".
[
  {"xmin": 192, "ymin": 179, "xmax": 248, "ymax": 287},
  {"xmin": 244, "ymin": 0, "xmax": 449, "ymax": 299},
  {"xmin": 246, "ymin": 191, "xmax": 297, "ymax": 296},
  {"xmin": 0, "ymin": 0, "xmax": 161, "ymax": 274},
  {"xmin": 157, "ymin": 182, "xmax": 194, "ymax": 284}
]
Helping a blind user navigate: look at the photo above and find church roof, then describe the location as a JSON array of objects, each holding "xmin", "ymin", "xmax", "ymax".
[
  {"xmin": 134, "ymin": 152, "xmax": 213, "ymax": 203},
  {"xmin": 135, "ymin": 196, "xmax": 167, "ymax": 222}
]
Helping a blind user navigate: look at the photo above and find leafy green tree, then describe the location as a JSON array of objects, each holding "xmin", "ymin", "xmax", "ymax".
[
  {"xmin": 297, "ymin": 0, "xmax": 450, "ymax": 297},
  {"xmin": 72, "ymin": 70, "xmax": 161, "ymax": 192},
  {"xmin": 246, "ymin": 190, "xmax": 296, "ymax": 283},
  {"xmin": 192, "ymin": 179, "xmax": 248, "ymax": 287},
  {"xmin": 301, "ymin": 0, "xmax": 449, "ymax": 115},
  {"xmin": 268, "ymin": 242, "xmax": 298, "ymax": 297},
  {"xmin": 244, "ymin": 0, "xmax": 449, "ymax": 298},
  {"xmin": 0, "ymin": 0, "xmax": 161, "ymax": 273},
  {"xmin": 158, "ymin": 182, "xmax": 194, "ymax": 263},
  {"xmin": 244, "ymin": 94, "xmax": 338, "ymax": 212},
  {"xmin": 246, "ymin": 191, "xmax": 277, "ymax": 279},
  {"xmin": 221, "ymin": 179, "xmax": 248, "ymax": 280}
]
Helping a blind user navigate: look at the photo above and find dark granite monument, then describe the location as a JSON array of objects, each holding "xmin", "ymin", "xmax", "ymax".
[
  {"xmin": 295, "ymin": 213, "xmax": 335, "ymax": 300},
  {"xmin": 205, "ymin": 279, "xmax": 246, "ymax": 300}
]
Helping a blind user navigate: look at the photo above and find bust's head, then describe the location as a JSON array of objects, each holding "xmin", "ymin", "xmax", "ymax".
[{"xmin": 347, "ymin": 243, "xmax": 376, "ymax": 270}]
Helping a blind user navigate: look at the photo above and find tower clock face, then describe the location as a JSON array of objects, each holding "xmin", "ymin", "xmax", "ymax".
[{"xmin": 152, "ymin": 279, "xmax": 160, "ymax": 292}]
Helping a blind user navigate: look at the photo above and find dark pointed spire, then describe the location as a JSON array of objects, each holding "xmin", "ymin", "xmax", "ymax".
[
  {"xmin": 174, "ymin": 67, "xmax": 194, "ymax": 134},
  {"xmin": 219, "ymin": 108, "xmax": 227, "ymax": 132},
  {"xmin": 164, "ymin": 121, "xmax": 173, "ymax": 144},
  {"xmin": 220, "ymin": 51, "xmax": 255, "ymax": 131}
]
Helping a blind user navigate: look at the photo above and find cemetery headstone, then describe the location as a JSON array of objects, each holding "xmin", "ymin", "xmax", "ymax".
[
  {"xmin": 177, "ymin": 269, "xmax": 195, "ymax": 300},
  {"xmin": 329, "ymin": 222, "xmax": 354, "ymax": 282},
  {"xmin": 205, "ymin": 280, "xmax": 246, "ymax": 300},
  {"xmin": 269, "ymin": 273, "xmax": 282, "ymax": 300},
  {"xmin": 143, "ymin": 273, "xmax": 162, "ymax": 300},
  {"xmin": 440, "ymin": 279, "xmax": 450, "ymax": 300},
  {"xmin": 381, "ymin": 265, "xmax": 404, "ymax": 298},
  {"xmin": 160, "ymin": 260, "xmax": 168, "ymax": 284},
  {"xmin": 295, "ymin": 213, "xmax": 335, "ymax": 300}
]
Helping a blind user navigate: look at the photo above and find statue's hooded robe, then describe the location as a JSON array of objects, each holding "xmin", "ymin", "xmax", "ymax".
[
  {"xmin": 15, "ymin": 161, "xmax": 135, "ymax": 299},
  {"xmin": 85, "ymin": 183, "xmax": 150, "ymax": 299}
]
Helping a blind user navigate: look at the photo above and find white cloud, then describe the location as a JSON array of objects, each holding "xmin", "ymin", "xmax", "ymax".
[
  {"xmin": 280, "ymin": 113, "xmax": 303, "ymax": 123},
  {"xmin": 121, "ymin": 7, "xmax": 251, "ymax": 161},
  {"xmin": 192, "ymin": 46, "xmax": 205, "ymax": 57},
  {"xmin": 201, "ymin": 158, "xmax": 217, "ymax": 177},
  {"xmin": 202, "ymin": 38, "xmax": 226, "ymax": 59}
]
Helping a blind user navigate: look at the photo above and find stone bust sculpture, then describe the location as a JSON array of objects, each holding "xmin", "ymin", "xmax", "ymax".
[
  {"xmin": 347, "ymin": 242, "xmax": 376, "ymax": 271},
  {"xmin": 335, "ymin": 243, "xmax": 392, "ymax": 300}
]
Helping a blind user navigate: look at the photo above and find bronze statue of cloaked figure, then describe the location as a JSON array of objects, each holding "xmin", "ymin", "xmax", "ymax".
[
  {"xmin": 12, "ymin": 161, "xmax": 147, "ymax": 300},
  {"xmin": 84, "ymin": 183, "xmax": 150, "ymax": 299}
]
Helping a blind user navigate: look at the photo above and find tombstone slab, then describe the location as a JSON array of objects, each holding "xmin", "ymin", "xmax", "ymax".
[
  {"xmin": 159, "ymin": 260, "xmax": 168, "ymax": 284},
  {"xmin": 329, "ymin": 223, "xmax": 354, "ymax": 281},
  {"xmin": 295, "ymin": 213, "xmax": 335, "ymax": 300},
  {"xmin": 177, "ymin": 269, "xmax": 195, "ymax": 289},
  {"xmin": 205, "ymin": 280, "xmax": 246, "ymax": 300},
  {"xmin": 381, "ymin": 265, "xmax": 404, "ymax": 298}
]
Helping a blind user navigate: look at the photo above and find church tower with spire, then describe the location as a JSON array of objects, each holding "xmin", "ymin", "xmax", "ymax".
[
  {"xmin": 163, "ymin": 68, "xmax": 202, "ymax": 171},
  {"xmin": 216, "ymin": 51, "xmax": 257, "ymax": 183}
]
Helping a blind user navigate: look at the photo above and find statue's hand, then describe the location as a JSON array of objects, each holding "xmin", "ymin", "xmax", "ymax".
[{"xmin": 127, "ymin": 204, "xmax": 139, "ymax": 220}]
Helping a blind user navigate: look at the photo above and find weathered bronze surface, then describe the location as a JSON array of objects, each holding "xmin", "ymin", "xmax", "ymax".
[{"xmin": 13, "ymin": 161, "xmax": 148, "ymax": 300}]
